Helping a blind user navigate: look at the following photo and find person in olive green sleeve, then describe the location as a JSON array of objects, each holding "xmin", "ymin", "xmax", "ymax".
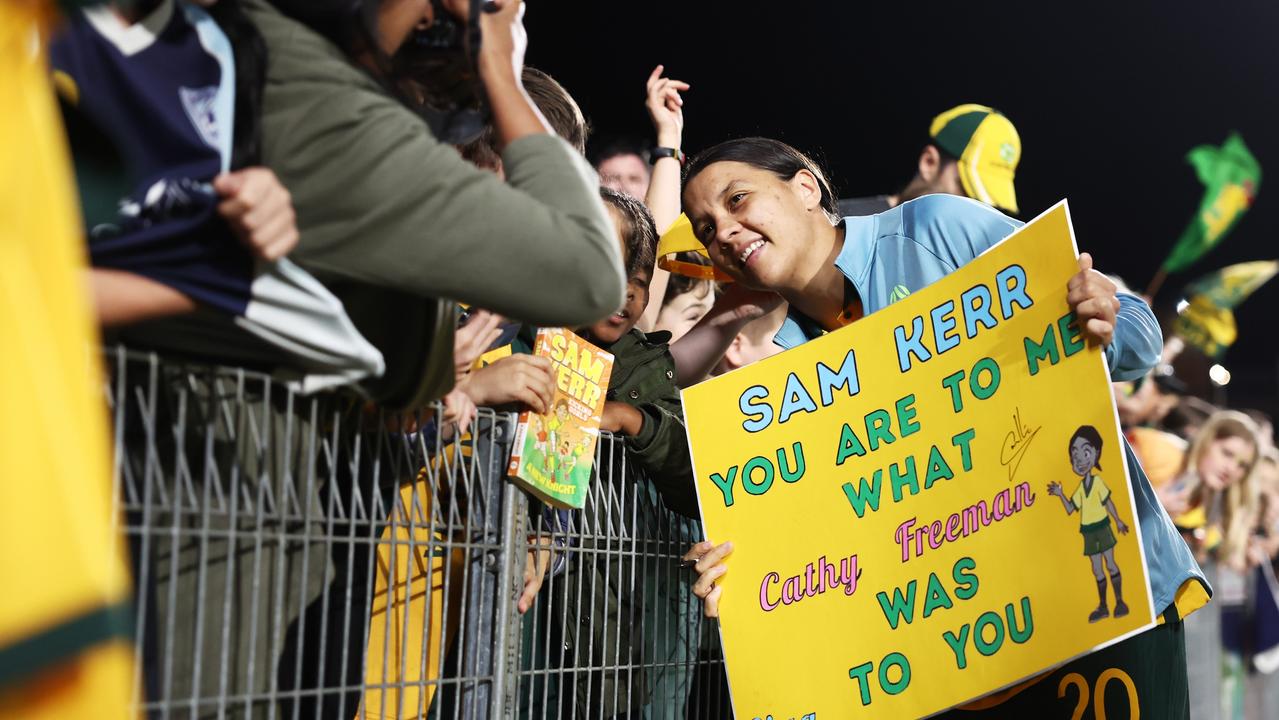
[{"xmin": 242, "ymin": 0, "xmax": 625, "ymax": 408}]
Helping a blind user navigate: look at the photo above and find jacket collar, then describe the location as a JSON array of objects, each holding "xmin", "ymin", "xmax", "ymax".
[{"xmin": 772, "ymin": 213, "xmax": 881, "ymax": 349}]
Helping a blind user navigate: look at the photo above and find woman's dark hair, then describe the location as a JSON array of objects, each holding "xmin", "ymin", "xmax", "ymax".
[
  {"xmin": 1068, "ymin": 425, "xmax": 1104, "ymax": 470},
  {"xmin": 682, "ymin": 137, "xmax": 840, "ymax": 221},
  {"xmin": 598, "ymin": 187, "xmax": 656, "ymax": 279}
]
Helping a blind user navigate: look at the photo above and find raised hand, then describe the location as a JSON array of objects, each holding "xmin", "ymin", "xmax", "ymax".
[
  {"xmin": 1066, "ymin": 253, "xmax": 1121, "ymax": 347},
  {"xmin": 453, "ymin": 310, "xmax": 504, "ymax": 381},
  {"xmin": 645, "ymin": 64, "xmax": 689, "ymax": 149}
]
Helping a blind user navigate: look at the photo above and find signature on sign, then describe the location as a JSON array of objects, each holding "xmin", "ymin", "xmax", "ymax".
[{"xmin": 999, "ymin": 408, "xmax": 1040, "ymax": 482}]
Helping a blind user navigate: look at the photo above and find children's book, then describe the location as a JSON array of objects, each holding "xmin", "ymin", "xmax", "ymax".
[{"xmin": 507, "ymin": 328, "xmax": 614, "ymax": 509}]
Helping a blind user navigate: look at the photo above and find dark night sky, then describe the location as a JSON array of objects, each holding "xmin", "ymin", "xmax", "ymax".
[{"xmin": 525, "ymin": 0, "xmax": 1279, "ymax": 417}]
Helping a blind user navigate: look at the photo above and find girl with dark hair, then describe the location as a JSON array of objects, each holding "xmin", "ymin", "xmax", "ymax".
[
  {"xmin": 679, "ymin": 137, "xmax": 1207, "ymax": 717},
  {"xmin": 240, "ymin": 0, "xmax": 625, "ymax": 409}
]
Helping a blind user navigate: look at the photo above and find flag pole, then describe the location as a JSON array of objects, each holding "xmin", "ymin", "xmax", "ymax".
[{"xmin": 1146, "ymin": 268, "xmax": 1169, "ymax": 299}]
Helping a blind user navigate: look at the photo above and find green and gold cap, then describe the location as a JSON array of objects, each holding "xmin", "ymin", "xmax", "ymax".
[{"xmin": 929, "ymin": 104, "xmax": 1021, "ymax": 214}]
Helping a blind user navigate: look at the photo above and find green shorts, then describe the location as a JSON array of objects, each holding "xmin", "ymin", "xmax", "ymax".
[
  {"xmin": 1080, "ymin": 519, "xmax": 1117, "ymax": 556},
  {"xmin": 934, "ymin": 611, "xmax": 1190, "ymax": 719}
]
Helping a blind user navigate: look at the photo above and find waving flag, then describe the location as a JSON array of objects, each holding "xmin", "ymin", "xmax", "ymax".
[
  {"xmin": 1162, "ymin": 133, "xmax": 1261, "ymax": 273},
  {"xmin": 1173, "ymin": 260, "xmax": 1278, "ymax": 357}
]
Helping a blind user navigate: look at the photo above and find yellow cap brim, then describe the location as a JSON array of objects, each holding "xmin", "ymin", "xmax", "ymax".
[
  {"xmin": 957, "ymin": 115, "xmax": 1020, "ymax": 214},
  {"xmin": 655, "ymin": 214, "xmax": 733, "ymax": 282}
]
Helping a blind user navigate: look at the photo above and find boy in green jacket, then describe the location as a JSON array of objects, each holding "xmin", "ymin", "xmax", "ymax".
[
  {"xmin": 588, "ymin": 188, "xmax": 698, "ymax": 518},
  {"xmin": 540, "ymin": 187, "xmax": 701, "ymax": 718}
]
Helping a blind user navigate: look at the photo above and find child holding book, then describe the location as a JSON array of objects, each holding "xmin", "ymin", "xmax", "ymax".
[
  {"xmin": 585, "ymin": 187, "xmax": 698, "ymax": 518},
  {"xmin": 533, "ymin": 187, "xmax": 701, "ymax": 718}
]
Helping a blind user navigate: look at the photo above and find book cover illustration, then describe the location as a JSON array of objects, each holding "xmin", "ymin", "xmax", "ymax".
[{"xmin": 507, "ymin": 327, "xmax": 614, "ymax": 509}]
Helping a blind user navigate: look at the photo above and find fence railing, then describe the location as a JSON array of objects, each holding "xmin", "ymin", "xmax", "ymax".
[{"xmin": 104, "ymin": 347, "xmax": 729, "ymax": 719}]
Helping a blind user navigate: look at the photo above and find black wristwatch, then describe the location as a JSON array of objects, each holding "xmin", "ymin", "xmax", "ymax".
[{"xmin": 650, "ymin": 146, "xmax": 686, "ymax": 166}]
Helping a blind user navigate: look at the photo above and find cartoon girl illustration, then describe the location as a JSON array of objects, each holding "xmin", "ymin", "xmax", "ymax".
[{"xmin": 1047, "ymin": 425, "xmax": 1131, "ymax": 622}]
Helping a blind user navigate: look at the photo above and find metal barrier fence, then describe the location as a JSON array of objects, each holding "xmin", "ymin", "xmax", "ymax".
[{"xmin": 105, "ymin": 347, "xmax": 729, "ymax": 719}]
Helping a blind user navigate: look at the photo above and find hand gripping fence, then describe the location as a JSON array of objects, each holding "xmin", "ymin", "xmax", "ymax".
[{"xmin": 104, "ymin": 347, "xmax": 729, "ymax": 719}]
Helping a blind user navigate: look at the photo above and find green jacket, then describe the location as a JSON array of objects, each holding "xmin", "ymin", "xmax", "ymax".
[
  {"xmin": 604, "ymin": 329, "xmax": 697, "ymax": 519},
  {"xmin": 242, "ymin": 0, "xmax": 625, "ymax": 408}
]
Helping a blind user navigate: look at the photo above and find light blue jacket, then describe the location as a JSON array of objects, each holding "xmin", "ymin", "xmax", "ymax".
[{"xmin": 774, "ymin": 194, "xmax": 1208, "ymax": 617}]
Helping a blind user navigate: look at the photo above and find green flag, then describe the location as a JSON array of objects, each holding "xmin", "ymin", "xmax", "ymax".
[
  {"xmin": 1174, "ymin": 260, "xmax": 1278, "ymax": 357},
  {"xmin": 1162, "ymin": 133, "xmax": 1261, "ymax": 273}
]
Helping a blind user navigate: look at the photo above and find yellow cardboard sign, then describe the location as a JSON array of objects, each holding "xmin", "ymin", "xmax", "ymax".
[{"xmin": 682, "ymin": 203, "xmax": 1155, "ymax": 719}]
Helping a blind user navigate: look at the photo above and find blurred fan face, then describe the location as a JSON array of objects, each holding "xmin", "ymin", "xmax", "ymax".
[
  {"xmin": 654, "ymin": 286, "xmax": 713, "ymax": 343},
  {"xmin": 597, "ymin": 154, "xmax": 650, "ymax": 200},
  {"xmin": 1199, "ymin": 435, "xmax": 1256, "ymax": 491}
]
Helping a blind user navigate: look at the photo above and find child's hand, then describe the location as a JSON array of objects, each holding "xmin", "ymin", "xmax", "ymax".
[
  {"xmin": 601, "ymin": 401, "xmax": 643, "ymax": 436},
  {"xmin": 645, "ymin": 65, "xmax": 689, "ymax": 149},
  {"xmin": 1066, "ymin": 253, "xmax": 1121, "ymax": 347},
  {"xmin": 519, "ymin": 537, "xmax": 552, "ymax": 614},
  {"xmin": 454, "ymin": 310, "xmax": 504, "ymax": 381},
  {"xmin": 460, "ymin": 354, "xmax": 554, "ymax": 412},
  {"xmin": 214, "ymin": 167, "xmax": 298, "ymax": 262},
  {"xmin": 711, "ymin": 284, "xmax": 784, "ymax": 327},
  {"xmin": 1116, "ymin": 518, "xmax": 1130, "ymax": 535},
  {"xmin": 441, "ymin": 388, "xmax": 477, "ymax": 435},
  {"xmin": 683, "ymin": 540, "xmax": 733, "ymax": 618},
  {"xmin": 1047, "ymin": 481, "xmax": 1063, "ymax": 498}
]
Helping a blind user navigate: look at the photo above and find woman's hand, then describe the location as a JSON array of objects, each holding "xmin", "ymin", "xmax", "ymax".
[
  {"xmin": 459, "ymin": 354, "xmax": 554, "ymax": 411},
  {"xmin": 1066, "ymin": 253, "xmax": 1121, "ymax": 347},
  {"xmin": 683, "ymin": 540, "xmax": 733, "ymax": 618},
  {"xmin": 645, "ymin": 65, "xmax": 688, "ymax": 149}
]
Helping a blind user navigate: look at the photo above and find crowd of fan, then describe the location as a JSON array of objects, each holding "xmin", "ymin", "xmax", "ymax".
[
  {"xmin": 51, "ymin": 0, "xmax": 1279, "ymax": 718},
  {"xmin": 1115, "ymin": 340, "xmax": 1279, "ymax": 719}
]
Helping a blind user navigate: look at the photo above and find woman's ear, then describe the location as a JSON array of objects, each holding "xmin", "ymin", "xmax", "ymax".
[{"xmin": 789, "ymin": 169, "xmax": 824, "ymax": 212}]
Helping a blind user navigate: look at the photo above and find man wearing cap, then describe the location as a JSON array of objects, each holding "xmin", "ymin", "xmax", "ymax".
[{"xmin": 838, "ymin": 103, "xmax": 1021, "ymax": 217}]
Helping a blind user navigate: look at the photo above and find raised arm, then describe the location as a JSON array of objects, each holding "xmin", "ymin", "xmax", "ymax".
[
  {"xmin": 669, "ymin": 285, "xmax": 782, "ymax": 386},
  {"xmin": 1047, "ymin": 481, "xmax": 1077, "ymax": 515},
  {"xmin": 638, "ymin": 65, "xmax": 689, "ymax": 332}
]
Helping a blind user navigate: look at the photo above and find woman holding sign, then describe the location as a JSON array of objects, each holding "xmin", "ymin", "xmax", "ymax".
[{"xmin": 678, "ymin": 137, "xmax": 1207, "ymax": 718}]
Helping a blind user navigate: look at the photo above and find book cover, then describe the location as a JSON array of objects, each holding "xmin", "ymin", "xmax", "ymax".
[{"xmin": 507, "ymin": 327, "xmax": 614, "ymax": 509}]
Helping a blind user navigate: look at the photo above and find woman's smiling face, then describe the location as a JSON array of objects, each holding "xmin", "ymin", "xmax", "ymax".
[{"xmin": 682, "ymin": 161, "xmax": 822, "ymax": 292}]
